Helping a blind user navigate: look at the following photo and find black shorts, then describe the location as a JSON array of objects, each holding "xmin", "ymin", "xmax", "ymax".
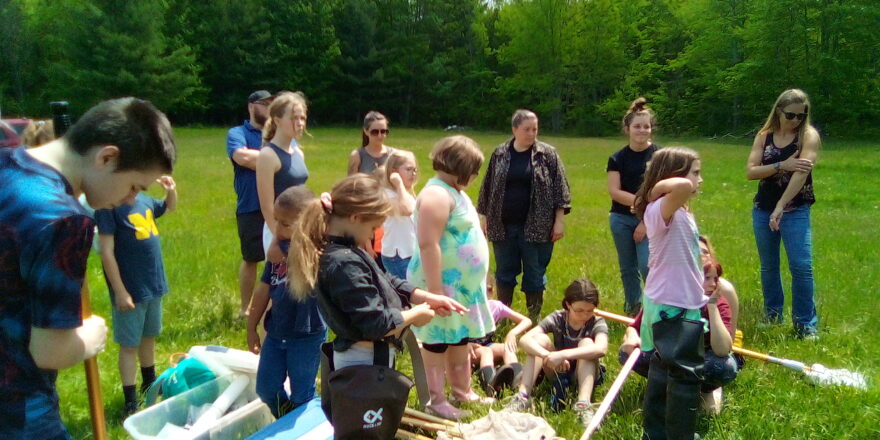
[
  {"xmin": 470, "ymin": 331, "xmax": 496, "ymax": 347},
  {"xmin": 237, "ymin": 211, "xmax": 265, "ymax": 262},
  {"xmin": 422, "ymin": 338, "xmax": 470, "ymax": 354}
]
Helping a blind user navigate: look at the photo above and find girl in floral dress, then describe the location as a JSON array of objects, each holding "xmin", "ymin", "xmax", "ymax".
[{"xmin": 408, "ymin": 135, "xmax": 495, "ymax": 419}]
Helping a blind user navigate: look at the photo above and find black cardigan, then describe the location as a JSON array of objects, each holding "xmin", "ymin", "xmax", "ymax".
[{"xmin": 316, "ymin": 235, "xmax": 415, "ymax": 351}]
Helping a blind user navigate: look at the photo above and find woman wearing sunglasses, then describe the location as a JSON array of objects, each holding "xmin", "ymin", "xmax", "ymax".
[
  {"xmin": 348, "ymin": 111, "xmax": 395, "ymax": 175},
  {"xmin": 746, "ymin": 88, "xmax": 820, "ymax": 339}
]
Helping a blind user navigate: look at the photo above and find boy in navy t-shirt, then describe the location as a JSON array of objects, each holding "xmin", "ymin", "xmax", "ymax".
[
  {"xmin": 0, "ymin": 98, "xmax": 176, "ymax": 439},
  {"xmin": 96, "ymin": 176, "xmax": 177, "ymax": 417}
]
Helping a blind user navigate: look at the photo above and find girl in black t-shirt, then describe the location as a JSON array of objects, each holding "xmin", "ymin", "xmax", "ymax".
[{"xmin": 606, "ymin": 97, "xmax": 659, "ymax": 316}]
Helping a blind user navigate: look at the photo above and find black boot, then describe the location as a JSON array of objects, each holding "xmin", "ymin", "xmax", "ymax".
[
  {"xmin": 642, "ymin": 353, "xmax": 668, "ymax": 440},
  {"xmin": 524, "ymin": 291, "xmax": 544, "ymax": 322},
  {"xmin": 478, "ymin": 366, "xmax": 496, "ymax": 395},
  {"xmin": 510, "ymin": 362, "xmax": 524, "ymax": 387},
  {"xmin": 666, "ymin": 363, "xmax": 701, "ymax": 440},
  {"xmin": 496, "ymin": 284, "xmax": 515, "ymax": 306}
]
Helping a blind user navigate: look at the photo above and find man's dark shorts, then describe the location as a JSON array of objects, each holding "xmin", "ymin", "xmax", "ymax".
[{"xmin": 237, "ymin": 211, "xmax": 265, "ymax": 262}]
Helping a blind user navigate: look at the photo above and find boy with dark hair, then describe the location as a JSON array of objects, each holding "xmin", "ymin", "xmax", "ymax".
[
  {"xmin": 0, "ymin": 97, "xmax": 176, "ymax": 439},
  {"xmin": 97, "ymin": 175, "xmax": 177, "ymax": 417}
]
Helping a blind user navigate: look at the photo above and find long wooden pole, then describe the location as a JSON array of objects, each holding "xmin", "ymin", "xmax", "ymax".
[
  {"xmin": 81, "ymin": 281, "xmax": 107, "ymax": 440},
  {"xmin": 595, "ymin": 308, "xmax": 790, "ymax": 363},
  {"xmin": 404, "ymin": 407, "xmax": 458, "ymax": 428},
  {"xmin": 595, "ymin": 308, "xmax": 868, "ymax": 390}
]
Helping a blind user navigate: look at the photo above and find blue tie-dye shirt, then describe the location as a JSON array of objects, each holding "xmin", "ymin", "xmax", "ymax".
[{"xmin": 0, "ymin": 147, "xmax": 95, "ymax": 439}]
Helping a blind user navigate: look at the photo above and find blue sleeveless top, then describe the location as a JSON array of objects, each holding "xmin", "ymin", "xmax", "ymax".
[{"xmin": 268, "ymin": 142, "xmax": 309, "ymax": 198}]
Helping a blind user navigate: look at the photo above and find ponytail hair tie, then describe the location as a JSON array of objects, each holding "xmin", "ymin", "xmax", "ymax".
[{"xmin": 320, "ymin": 192, "xmax": 333, "ymax": 213}]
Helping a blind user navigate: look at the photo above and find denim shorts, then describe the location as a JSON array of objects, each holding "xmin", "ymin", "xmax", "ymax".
[
  {"xmin": 111, "ymin": 296, "xmax": 163, "ymax": 347},
  {"xmin": 381, "ymin": 253, "xmax": 411, "ymax": 280}
]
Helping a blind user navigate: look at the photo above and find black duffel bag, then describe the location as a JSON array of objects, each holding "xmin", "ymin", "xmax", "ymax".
[
  {"xmin": 651, "ymin": 308, "xmax": 705, "ymax": 378},
  {"xmin": 320, "ymin": 341, "xmax": 413, "ymax": 439}
]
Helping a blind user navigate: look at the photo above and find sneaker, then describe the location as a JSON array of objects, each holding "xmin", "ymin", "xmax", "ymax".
[
  {"xmin": 573, "ymin": 401, "xmax": 597, "ymax": 428},
  {"xmin": 450, "ymin": 391, "xmax": 495, "ymax": 405},
  {"xmin": 123, "ymin": 400, "xmax": 139, "ymax": 418},
  {"xmin": 801, "ymin": 332, "xmax": 820, "ymax": 341},
  {"xmin": 504, "ymin": 392, "xmax": 532, "ymax": 412}
]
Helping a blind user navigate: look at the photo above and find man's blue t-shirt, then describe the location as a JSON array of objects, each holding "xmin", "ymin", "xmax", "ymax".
[
  {"xmin": 95, "ymin": 194, "xmax": 168, "ymax": 304},
  {"xmin": 261, "ymin": 241, "xmax": 326, "ymax": 338},
  {"xmin": 227, "ymin": 120, "xmax": 264, "ymax": 214},
  {"xmin": 0, "ymin": 147, "xmax": 94, "ymax": 438}
]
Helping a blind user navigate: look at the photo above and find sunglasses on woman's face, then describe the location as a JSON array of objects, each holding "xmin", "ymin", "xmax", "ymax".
[
  {"xmin": 782, "ymin": 111, "xmax": 808, "ymax": 121},
  {"xmin": 369, "ymin": 128, "xmax": 389, "ymax": 136}
]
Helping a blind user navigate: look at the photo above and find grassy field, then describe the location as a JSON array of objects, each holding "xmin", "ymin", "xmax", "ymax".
[{"xmin": 58, "ymin": 127, "xmax": 879, "ymax": 439}]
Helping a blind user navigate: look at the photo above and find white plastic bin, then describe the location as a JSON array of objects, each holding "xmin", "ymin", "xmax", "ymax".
[{"xmin": 124, "ymin": 373, "xmax": 275, "ymax": 440}]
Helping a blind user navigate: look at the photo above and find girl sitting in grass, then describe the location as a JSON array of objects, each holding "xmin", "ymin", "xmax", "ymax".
[
  {"xmin": 469, "ymin": 278, "xmax": 533, "ymax": 397},
  {"xmin": 504, "ymin": 278, "xmax": 608, "ymax": 429}
]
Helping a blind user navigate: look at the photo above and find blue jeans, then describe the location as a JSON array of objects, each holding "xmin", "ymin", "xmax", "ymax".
[
  {"xmin": 752, "ymin": 206, "xmax": 818, "ymax": 334},
  {"xmin": 493, "ymin": 223, "xmax": 554, "ymax": 293},
  {"xmin": 256, "ymin": 331, "xmax": 325, "ymax": 418},
  {"xmin": 609, "ymin": 213, "xmax": 649, "ymax": 314},
  {"xmin": 381, "ymin": 253, "xmax": 411, "ymax": 280}
]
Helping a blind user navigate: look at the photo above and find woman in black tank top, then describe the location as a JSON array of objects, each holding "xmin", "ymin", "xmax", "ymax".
[{"xmin": 745, "ymin": 89, "xmax": 820, "ymax": 339}]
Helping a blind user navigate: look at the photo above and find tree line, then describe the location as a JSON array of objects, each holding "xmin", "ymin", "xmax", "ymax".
[{"xmin": 2, "ymin": 0, "xmax": 877, "ymax": 137}]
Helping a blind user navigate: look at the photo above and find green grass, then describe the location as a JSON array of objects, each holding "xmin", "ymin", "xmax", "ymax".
[{"xmin": 58, "ymin": 127, "xmax": 880, "ymax": 439}]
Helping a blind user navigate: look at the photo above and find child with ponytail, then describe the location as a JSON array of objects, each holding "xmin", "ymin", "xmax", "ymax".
[
  {"xmin": 632, "ymin": 147, "xmax": 706, "ymax": 440},
  {"xmin": 247, "ymin": 186, "xmax": 325, "ymax": 418},
  {"xmin": 257, "ymin": 91, "xmax": 309, "ymax": 258},
  {"xmin": 287, "ymin": 173, "xmax": 466, "ymax": 374}
]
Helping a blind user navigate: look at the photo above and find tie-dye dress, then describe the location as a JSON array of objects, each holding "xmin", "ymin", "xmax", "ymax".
[{"xmin": 407, "ymin": 178, "xmax": 495, "ymax": 343}]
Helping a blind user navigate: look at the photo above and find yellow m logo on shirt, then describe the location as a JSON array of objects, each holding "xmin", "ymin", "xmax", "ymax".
[{"xmin": 128, "ymin": 209, "xmax": 159, "ymax": 240}]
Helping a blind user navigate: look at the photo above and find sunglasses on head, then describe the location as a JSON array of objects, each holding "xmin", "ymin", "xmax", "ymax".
[
  {"xmin": 781, "ymin": 110, "xmax": 808, "ymax": 121},
  {"xmin": 369, "ymin": 128, "xmax": 389, "ymax": 136}
]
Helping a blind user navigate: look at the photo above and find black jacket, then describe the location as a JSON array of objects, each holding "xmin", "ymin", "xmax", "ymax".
[{"xmin": 316, "ymin": 235, "xmax": 415, "ymax": 351}]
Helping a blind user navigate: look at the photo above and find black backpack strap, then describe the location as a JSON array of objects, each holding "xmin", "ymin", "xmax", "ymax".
[{"xmin": 402, "ymin": 328, "xmax": 430, "ymax": 409}]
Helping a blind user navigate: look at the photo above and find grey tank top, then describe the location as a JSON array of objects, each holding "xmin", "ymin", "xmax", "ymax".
[{"xmin": 357, "ymin": 146, "xmax": 394, "ymax": 173}]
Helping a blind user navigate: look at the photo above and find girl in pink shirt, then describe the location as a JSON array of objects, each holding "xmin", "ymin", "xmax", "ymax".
[{"xmin": 632, "ymin": 147, "xmax": 704, "ymax": 440}]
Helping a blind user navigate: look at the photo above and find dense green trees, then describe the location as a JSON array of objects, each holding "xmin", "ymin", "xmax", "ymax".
[{"xmin": 1, "ymin": 0, "xmax": 877, "ymax": 135}]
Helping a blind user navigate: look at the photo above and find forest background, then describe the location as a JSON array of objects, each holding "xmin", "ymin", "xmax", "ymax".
[{"xmin": 2, "ymin": 0, "xmax": 878, "ymax": 137}]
